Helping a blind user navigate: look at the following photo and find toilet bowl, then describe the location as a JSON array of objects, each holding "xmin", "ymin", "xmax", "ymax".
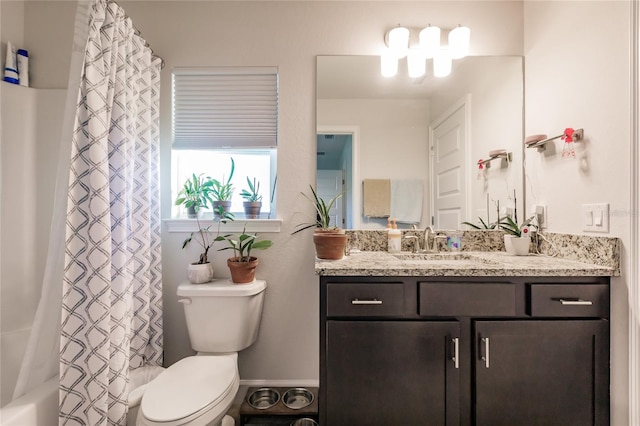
[
  {"xmin": 138, "ymin": 279, "xmax": 267, "ymax": 426},
  {"xmin": 138, "ymin": 355, "xmax": 239, "ymax": 426}
]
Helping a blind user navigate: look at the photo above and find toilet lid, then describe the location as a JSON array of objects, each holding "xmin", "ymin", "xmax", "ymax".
[{"xmin": 141, "ymin": 355, "xmax": 237, "ymax": 423}]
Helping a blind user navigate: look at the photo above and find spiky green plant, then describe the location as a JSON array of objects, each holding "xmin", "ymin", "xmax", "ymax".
[
  {"xmin": 239, "ymin": 177, "xmax": 263, "ymax": 202},
  {"xmin": 292, "ymin": 185, "xmax": 343, "ymax": 233},
  {"xmin": 209, "ymin": 158, "xmax": 235, "ymax": 201}
]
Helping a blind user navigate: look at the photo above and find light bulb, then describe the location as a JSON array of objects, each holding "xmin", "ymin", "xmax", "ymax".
[
  {"xmin": 448, "ymin": 25, "xmax": 470, "ymax": 59},
  {"xmin": 419, "ymin": 25, "xmax": 441, "ymax": 59},
  {"xmin": 434, "ymin": 48, "xmax": 452, "ymax": 78},
  {"xmin": 387, "ymin": 26, "xmax": 410, "ymax": 58},
  {"xmin": 380, "ymin": 52, "xmax": 398, "ymax": 78},
  {"xmin": 407, "ymin": 49, "xmax": 426, "ymax": 78}
]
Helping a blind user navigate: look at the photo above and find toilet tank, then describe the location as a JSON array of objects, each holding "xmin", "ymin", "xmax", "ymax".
[{"xmin": 177, "ymin": 280, "xmax": 267, "ymax": 353}]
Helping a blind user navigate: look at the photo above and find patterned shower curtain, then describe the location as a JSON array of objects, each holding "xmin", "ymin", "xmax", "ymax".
[{"xmin": 59, "ymin": 1, "xmax": 162, "ymax": 425}]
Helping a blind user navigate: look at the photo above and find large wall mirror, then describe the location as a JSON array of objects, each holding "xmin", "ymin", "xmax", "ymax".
[{"xmin": 316, "ymin": 55, "xmax": 524, "ymax": 230}]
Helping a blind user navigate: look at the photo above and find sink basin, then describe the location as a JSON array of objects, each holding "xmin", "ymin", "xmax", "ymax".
[
  {"xmin": 392, "ymin": 252, "xmax": 476, "ymax": 261},
  {"xmin": 391, "ymin": 252, "xmax": 499, "ymax": 267}
]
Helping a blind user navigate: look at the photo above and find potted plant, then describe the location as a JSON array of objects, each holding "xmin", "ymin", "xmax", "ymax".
[
  {"xmin": 292, "ymin": 185, "xmax": 347, "ymax": 260},
  {"xmin": 175, "ymin": 173, "xmax": 214, "ymax": 218},
  {"xmin": 499, "ymin": 215, "xmax": 536, "ymax": 256},
  {"xmin": 215, "ymin": 226, "xmax": 273, "ymax": 283},
  {"xmin": 209, "ymin": 157, "xmax": 235, "ymax": 217},
  {"xmin": 178, "ymin": 202, "xmax": 234, "ymax": 284},
  {"xmin": 240, "ymin": 177, "xmax": 263, "ymax": 219}
]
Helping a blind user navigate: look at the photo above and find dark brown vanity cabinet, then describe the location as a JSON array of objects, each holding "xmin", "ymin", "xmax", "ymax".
[{"xmin": 320, "ymin": 276, "xmax": 610, "ymax": 426}]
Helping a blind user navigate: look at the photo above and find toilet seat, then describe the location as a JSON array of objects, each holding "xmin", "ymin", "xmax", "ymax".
[{"xmin": 140, "ymin": 355, "xmax": 238, "ymax": 425}]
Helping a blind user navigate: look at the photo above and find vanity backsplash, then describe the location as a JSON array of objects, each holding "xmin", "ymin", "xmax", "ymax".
[{"xmin": 345, "ymin": 229, "xmax": 620, "ymax": 275}]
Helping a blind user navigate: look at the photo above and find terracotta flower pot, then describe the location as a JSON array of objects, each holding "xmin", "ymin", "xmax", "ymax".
[
  {"xmin": 243, "ymin": 201, "xmax": 262, "ymax": 219},
  {"xmin": 213, "ymin": 200, "xmax": 232, "ymax": 217},
  {"xmin": 313, "ymin": 229, "xmax": 348, "ymax": 260},
  {"xmin": 187, "ymin": 262, "xmax": 214, "ymax": 284},
  {"xmin": 227, "ymin": 256, "xmax": 259, "ymax": 284}
]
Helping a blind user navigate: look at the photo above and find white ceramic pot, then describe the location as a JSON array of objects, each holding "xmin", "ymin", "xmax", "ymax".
[
  {"xmin": 504, "ymin": 235, "xmax": 531, "ymax": 256},
  {"xmin": 187, "ymin": 262, "xmax": 214, "ymax": 284}
]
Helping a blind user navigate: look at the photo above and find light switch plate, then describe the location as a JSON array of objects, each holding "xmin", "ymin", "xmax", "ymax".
[{"xmin": 582, "ymin": 203, "xmax": 609, "ymax": 233}]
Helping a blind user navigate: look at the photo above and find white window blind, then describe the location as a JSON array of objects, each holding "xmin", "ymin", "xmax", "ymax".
[{"xmin": 172, "ymin": 67, "xmax": 278, "ymax": 149}]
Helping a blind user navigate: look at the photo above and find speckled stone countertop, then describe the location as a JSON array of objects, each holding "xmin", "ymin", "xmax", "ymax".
[{"xmin": 315, "ymin": 251, "xmax": 618, "ymax": 277}]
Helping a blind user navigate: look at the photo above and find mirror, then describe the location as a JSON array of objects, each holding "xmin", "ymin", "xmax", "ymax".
[{"xmin": 316, "ymin": 55, "xmax": 524, "ymax": 230}]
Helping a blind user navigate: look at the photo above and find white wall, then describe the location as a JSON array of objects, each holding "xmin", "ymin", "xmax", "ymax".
[
  {"xmin": 0, "ymin": 83, "xmax": 65, "ymax": 406},
  {"xmin": 318, "ymin": 98, "xmax": 430, "ymax": 229},
  {"xmin": 524, "ymin": 2, "xmax": 631, "ymax": 424}
]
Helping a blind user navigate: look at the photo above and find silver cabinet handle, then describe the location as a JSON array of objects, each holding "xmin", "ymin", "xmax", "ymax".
[
  {"xmin": 351, "ymin": 298, "xmax": 383, "ymax": 305},
  {"xmin": 559, "ymin": 298, "xmax": 593, "ymax": 306},
  {"xmin": 480, "ymin": 337, "xmax": 490, "ymax": 368},
  {"xmin": 452, "ymin": 338, "xmax": 459, "ymax": 369}
]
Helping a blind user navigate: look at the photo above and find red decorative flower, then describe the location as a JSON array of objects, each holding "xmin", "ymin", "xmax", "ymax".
[{"xmin": 561, "ymin": 127, "xmax": 575, "ymax": 143}]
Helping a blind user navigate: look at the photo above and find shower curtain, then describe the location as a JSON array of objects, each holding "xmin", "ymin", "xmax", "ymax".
[
  {"xmin": 12, "ymin": 1, "xmax": 162, "ymax": 425},
  {"xmin": 58, "ymin": 1, "xmax": 163, "ymax": 424}
]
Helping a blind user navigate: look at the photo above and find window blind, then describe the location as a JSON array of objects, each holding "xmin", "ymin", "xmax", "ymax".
[{"xmin": 172, "ymin": 67, "xmax": 278, "ymax": 149}]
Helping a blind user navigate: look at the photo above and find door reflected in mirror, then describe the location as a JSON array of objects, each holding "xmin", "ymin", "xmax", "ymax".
[{"xmin": 316, "ymin": 55, "xmax": 524, "ymax": 230}]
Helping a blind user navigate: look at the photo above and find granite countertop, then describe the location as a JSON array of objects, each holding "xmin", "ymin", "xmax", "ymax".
[{"xmin": 315, "ymin": 251, "xmax": 617, "ymax": 277}]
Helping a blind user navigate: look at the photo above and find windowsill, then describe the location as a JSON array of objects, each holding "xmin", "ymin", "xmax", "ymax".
[{"xmin": 164, "ymin": 217, "xmax": 282, "ymax": 233}]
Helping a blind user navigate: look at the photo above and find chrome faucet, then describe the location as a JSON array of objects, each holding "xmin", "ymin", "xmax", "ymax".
[
  {"xmin": 423, "ymin": 226, "xmax": 446, "ymax": 252},
  {"xmin": 423, "ymin": 226, "xmax": 435, "ymax": 252}
]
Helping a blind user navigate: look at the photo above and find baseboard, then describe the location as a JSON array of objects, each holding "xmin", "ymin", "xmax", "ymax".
[{"xmin": 239, "ymin": 379, "xmax": 319, "ymax": 388}]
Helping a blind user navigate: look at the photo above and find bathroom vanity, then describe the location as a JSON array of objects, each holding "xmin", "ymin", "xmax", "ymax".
[{"xmin": 316, "ymin": 251, "xmax": 616, "ymax": 426}]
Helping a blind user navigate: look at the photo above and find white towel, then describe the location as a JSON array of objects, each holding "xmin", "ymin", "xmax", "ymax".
[{"xmin": 390, "ymin": 179, "xmax": 423, "ymax": 224}]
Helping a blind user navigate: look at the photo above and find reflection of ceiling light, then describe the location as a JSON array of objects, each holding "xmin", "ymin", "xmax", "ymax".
[
  {"xmin": 380, "ymin": 52, "xmax": 399, "ymax": 77},
  {"xmin": 434, "ymin": 48, "xmax": 452, "ymax": 78},
  {"xmin": 381, "ymin": 24, "xmax": 469, "ymax": 78},
  {"xmin": 407, "ymin": 49, "xmax": 426, "ymax": 78}
]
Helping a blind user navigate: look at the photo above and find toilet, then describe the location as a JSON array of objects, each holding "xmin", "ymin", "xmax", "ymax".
[{"xmin": 138, "ymin": 279, "xmax": 267, "ymax": 426}]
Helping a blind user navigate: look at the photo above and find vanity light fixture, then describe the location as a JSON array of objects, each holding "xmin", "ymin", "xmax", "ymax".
[
  {"xmin": 381, "ymin": 24, "xmax": 470, "ymax": 78},
  {"xmin": 477, "ymin": 150, "xmax": 512, "ymax": 168},
  {"xmin": 525, "ymin": 128, "xmax": 584, "ymax": 153}
]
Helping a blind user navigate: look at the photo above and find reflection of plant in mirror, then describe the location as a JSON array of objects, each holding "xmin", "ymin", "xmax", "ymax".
[{"xmin": 461, "ymin": 217, "xmax": 499, "ymax": 230}]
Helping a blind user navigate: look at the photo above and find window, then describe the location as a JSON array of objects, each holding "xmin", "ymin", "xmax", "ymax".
[{"xmin": 171, "ymin": 67, "xmax": 278, "ymax": 219}]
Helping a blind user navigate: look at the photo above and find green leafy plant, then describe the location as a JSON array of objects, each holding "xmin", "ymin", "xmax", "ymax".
[
  {"xmin": 209, "ymin": 158, "xmax": 235, "ymax": 201},
  {"xmin": 180, "ymin": 206, "xmax": 234, "ymax": 264},
  {"xmin": 461, "ymin": 216, "xmax": 499, "ymax": 230},
  {"xmin": 292, "ymin": 185, "xmax": 344, "ymax": 233},
  {"xmin": 174, "ymin": 173, "xmax": 214, "ymax": 213},
  {"xmin": 240, "ymin": 177, "xmax": 263, "ymax": 202},
  {"xmin": 499, "ymin": 215, "xmax": 537, "ymax": 237},
  {"xmin": 215, "ymin": 226, "xmax": 273, "ymax": 262}
]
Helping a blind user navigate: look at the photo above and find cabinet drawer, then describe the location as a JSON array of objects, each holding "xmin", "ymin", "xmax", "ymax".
[
  {"xmin": 528, "ymin": 284, "xmax": 609, "ymax": 318},
  {"xmin": 326, "ymin": 283, "xmax": 405, "ymax": 317},
  {"xmin": 419, "ymin": 282, "xmax": 516, "ymax": 317}
]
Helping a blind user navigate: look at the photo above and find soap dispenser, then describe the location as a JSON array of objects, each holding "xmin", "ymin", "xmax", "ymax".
[{"xmin": 387, "ymin": 218, "xmax": 401, "ymax": 253}]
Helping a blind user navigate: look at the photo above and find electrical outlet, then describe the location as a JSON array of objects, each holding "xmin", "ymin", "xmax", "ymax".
[
  {"xmin": 532, "ymin": 204, "xmax": 547, "ymax": 228},
  {"xmin": 582, "ymin": 203, "xmax": 610, "ymax": 233}
]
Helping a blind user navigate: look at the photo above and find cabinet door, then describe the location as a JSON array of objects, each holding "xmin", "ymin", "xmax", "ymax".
[
  {"xmin": 474, "ymin": 320, "xmax": 609, "ymax": 426},
  {"xmin": 326, "ymin": 321, "xmax": 460, "ymax": 426}
]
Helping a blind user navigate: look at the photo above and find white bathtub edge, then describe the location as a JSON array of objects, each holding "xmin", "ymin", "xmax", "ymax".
[{"xmin": 0, "ymin": 377, "xmax": 58, "ymax": 426}]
